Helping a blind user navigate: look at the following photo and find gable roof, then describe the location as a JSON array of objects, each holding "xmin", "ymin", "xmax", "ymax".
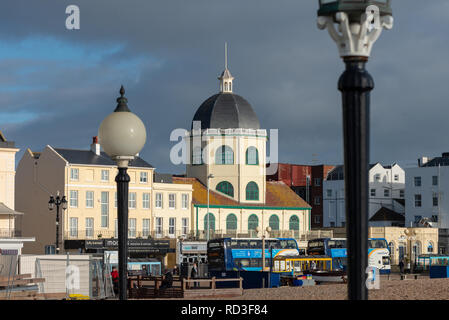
[
  {"xmin": 172, "ymin": 177, "xmax": 311, "ymax": 209},
  {"xmin": 53, "ymin": 148, "xmax": 153, "ymax": 168},
  {"xmin": 0, "ymin": 131, "xmax": 15, "ymax": 148},
  {"xmin": 0, "ymin": 203, "xmax": 24, "ymax": 216},
  {"xmin": 369, "ymin": 207, "xmax": 405, "ymax": 222}
]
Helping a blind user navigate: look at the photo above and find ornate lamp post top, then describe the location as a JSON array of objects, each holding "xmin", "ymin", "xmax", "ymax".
[
  {"xmin": 98, "ymin": 86, "xmax": 147, "ymax": 168},
  {"xmin": 317, "ymin": 0, "xmax": 393, "ymax": 58}
]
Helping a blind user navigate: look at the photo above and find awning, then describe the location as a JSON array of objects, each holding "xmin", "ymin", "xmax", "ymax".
[{"xmin": 0, "ymin": 203, "xmax": 24, "ymax": 216}]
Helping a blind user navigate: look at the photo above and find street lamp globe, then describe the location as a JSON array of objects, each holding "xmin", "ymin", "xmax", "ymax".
[
  {"xmin": 98, "ymin": 86, "xmax": 147, "ymax": 163},
  {"xmin": 61, "ymin": 196, "xmax": 68, "ymax": 210},
  {"xmin": 48, "ymin": 196, "xmax": 55, "ymax": 211}
]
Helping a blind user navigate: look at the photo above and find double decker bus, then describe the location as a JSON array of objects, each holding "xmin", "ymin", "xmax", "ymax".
[
  {"xmin": 207, "ymin": 238, "xmax": 300, "ymax": 272},
  {"xmin": 307, "ymin": 238, "xmax": 347, "ymax": 270},
  {"xmin": 306, "ymin": 237, "xmax": 391, "ymax": 273}
]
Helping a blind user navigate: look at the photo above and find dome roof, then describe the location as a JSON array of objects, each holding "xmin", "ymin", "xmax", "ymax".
[{"xmin": 192, "ymin": 93, "xmax": 260, "ymax": 130}]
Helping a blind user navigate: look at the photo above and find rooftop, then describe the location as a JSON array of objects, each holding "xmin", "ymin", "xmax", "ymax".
[
  {"xmin": 172, "ymin": 177, "xmax": 311, "ymax": 208},
  {"xmin": 53, "ymin": 148, "xmax": 153, "ymax": 168},
  {"xmin": 369, "ymin": 206, "xmax": 405, "ymax": 222}
]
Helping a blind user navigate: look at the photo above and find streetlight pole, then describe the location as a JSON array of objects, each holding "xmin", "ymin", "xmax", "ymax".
[
  {"xmin": 257, "ymin": 226, "xmax": 271, "ymax": 272},
  {"xmin": 99, "ymin": 86, "xmax": 147, "ymax": 300},
  {"xmin": 48, "ymin": 191, "xmax": 67, "ymax": 254},
  {"xmin": 317, "ymin": 0, "xmax": 393, "ymax": 300},
  {"xmin": 405, "ymin": 228, "xmax": 416, "ymax": 274},
  {"xmin": 207, "ymin": 173, "xmax": 214, "ymax": 241}
]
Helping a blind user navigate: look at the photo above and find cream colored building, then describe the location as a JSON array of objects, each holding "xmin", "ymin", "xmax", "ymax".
[
  {"xmin": 15, "ymin": 137, "xmax": 192, "ymax": 254},
  {"xmin": 0, "ymin": 131, "xmax": 19, "ymax": 234},
  {"xmin": 369, "ymin": 226, "xmax": 439, "ymax": 266},
  {"xmin": 320, "ymin": 226, "xmax": 439, "ymax": 266},
  {"xmin": 0, "ymin": 130, "xmax": 34, "ymax": 255},
  {"xmin": 177, "ymin": 57, "xmax": 311, "ymax": 241}
]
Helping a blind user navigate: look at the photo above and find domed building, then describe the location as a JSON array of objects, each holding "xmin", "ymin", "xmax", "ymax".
[{"xmin": 174, "ymin": 48, "xmax": 311, "ymax": 244}]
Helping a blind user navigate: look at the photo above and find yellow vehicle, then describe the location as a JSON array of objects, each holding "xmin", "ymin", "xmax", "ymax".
[{"xmin": 272, "ymin": 255, "xmax": 333, "ymax": 275}]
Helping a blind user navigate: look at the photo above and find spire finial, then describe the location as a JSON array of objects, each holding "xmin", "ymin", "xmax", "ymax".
[
  {"xmin": 218, "ymin": 43, "xmax": 234, "ymax": 93},
  {"xmin": 225, "ymin": 42, "xmax": 228, "ymax": 70},
  {"xmin": 114, "ymin": 85, "xmax": 131, "ymax": 112}
]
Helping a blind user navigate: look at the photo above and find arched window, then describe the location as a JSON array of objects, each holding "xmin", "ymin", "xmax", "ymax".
[
  {"xmin": 248, "ymin": 214, "xmax": 259, "ymax": 231},
  {"xmin": 224, "ymin": 82, "xmax": 228, "ymax": 91},
  {"xmin": 269, "ymin": 215, "xmax": 280, "ymax": 231},
  {"xmin": 289, "ymin": 215, "xmax": 299, "ymax": 230},
  {"xmin": 204, "ymin": 213, "xmax": 215, "ymax": 231},
  {"xmin": 245, "ymin": 146, "xmax": 259, "ymax": 165},
  {"xmin": 246, "ymin": 182, "xmax": 259, "ymax": 200},
  {"xmin": 226, "ymin": 214, "xmax": 238, "ymax": 231},
  {"xmin": 215, "ymin": 145, "xmax": 234, "ymax": 165},
  {"xmin": 413, "ymin": 241, "xmax": 421, "ymax": 257},
  {"xmin": 289, "ymin": 215, "xmax": 300, "ymax": 237},
  {"xmin": 216, "ymin": 181, "xmax": 234, "ymax": 197},
  {"xmin": 427, "ymin": 241, "xmax": 434, "ymax": 253},
  {"xmin": 192, "ymin": 146, "xmax": 202, "ymax": 165}
]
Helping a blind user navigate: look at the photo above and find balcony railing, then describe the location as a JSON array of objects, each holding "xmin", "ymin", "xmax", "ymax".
[
  {"xmin": 64, "ymin": 229, "xmax": 191, "ymax": 240},
  {"xmin": 0, "ymin": 228, "xmax": 22, "ymax": 238},
  {"xmin": 63, "ymin": 229, "xmax": 303, "ymax": 241}
]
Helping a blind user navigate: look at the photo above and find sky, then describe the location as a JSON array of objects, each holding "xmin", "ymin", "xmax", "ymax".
[{"xmin": 0, "ymin": 0, "xmax": 448, "ymax": 174}]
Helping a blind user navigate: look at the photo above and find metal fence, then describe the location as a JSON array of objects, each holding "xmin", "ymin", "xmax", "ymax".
[
  {"xmin": 0, "ymin": 255, "xmax": 18, "ymax": 299},
  {"xmin": 19, "ymin": 254, "xmax": 114, "ymax": 300}
]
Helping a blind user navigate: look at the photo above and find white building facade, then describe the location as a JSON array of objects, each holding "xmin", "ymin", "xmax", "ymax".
[
  {"xmin": 405, "ymin": 154, "xmax": 449, "ymax": 229},
  {"xmin": 323, "ymin": 163, "xmax": 405, "ymax": 227}
]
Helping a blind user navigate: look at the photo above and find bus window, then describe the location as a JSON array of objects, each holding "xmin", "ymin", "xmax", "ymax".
[
  {"xmin": 249, "ymin": 240, "xmax": 260, "ymax": 249},
  {"xmin": 287, "ymin": 240, "xmax": 298, "ymax": 249},
  {"xmin": 274, "ymin": 260, "xmax": 280, "ymax": 271},
  {"xmin": 239, "ymin": 240, "xmax": 249, "ymax": 249},
  {"xmin": 294, "ymin": 261, "xmax": 301, "ymax": 272},
  {"xmin": 280, "ymin": 260, "xmax": 286, "ymax": 271}
]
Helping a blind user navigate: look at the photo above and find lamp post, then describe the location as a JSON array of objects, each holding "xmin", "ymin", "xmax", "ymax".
[
  {"xmin": 404, "ymin": 228, "xmax": 416, "ymax": 274},
  {"xmin": 207, "ymin": 173, "xmax": 214, "ymax": 241},
  {"xmin": 256, "ymin": 226, "xmax": 271, "ymax": 272},
  {"xmin": 99, "ymin": 86, "xmax": 147, "ymax": 300},
  {"xmin": 48, "ymin": 191, "xmax": 67, "ymax": 254},
  {"xmin": 317, "ymin": 0, "xmax": 393, "ymax": 300}
]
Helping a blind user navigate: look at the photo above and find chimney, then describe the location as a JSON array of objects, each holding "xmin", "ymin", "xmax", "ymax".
[
  {"xmin": 91, "ymin": 136, "xmax": 101, "ymax": 156},
  {"xmin": 418, "ymin": 157, "xmax": 429, "ymax": 167}
]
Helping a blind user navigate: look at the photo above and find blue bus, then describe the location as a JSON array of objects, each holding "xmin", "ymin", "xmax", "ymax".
[
  {"xmin": 207, "ymin": 238, "xmax": 300, "ymax": 272},
  {"xmin": 307, "ymin": 238, "xmax": 391, "ymax": 273}
]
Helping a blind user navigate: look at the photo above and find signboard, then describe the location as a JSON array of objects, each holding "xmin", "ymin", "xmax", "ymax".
[
  {"xmin": 0, "ymin": 249, "xmax": 18, "ymax": 255},
  {"xmin": 65, "ymin": 239, "xmax": 174, "ymax": 254},
  {"xmin": 181, "ymin": 242, "xmax": 207, "ymax": 253}
]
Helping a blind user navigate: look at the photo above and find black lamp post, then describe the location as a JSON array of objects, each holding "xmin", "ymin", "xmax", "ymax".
[
  {"xmin": 48, "ymin": 192, "xmax": 67, "ymax": 254},
  {"xmin": 99, "ymin": 86, "xmax": 147, "ymax": 300},
  {"xmin": 317, "ymin": 0, "xmax": 393, "ymax": 300}
]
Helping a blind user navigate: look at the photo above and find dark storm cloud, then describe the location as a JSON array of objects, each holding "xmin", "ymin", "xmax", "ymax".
[{"xmin": 0, "ymin": 0, "xmax": 448, "ymax": 173}]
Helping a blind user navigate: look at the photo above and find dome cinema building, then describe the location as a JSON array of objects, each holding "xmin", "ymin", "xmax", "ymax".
[{"xmin": 174, "ymin": 49, "xmax": 311, "ymax": 241}]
